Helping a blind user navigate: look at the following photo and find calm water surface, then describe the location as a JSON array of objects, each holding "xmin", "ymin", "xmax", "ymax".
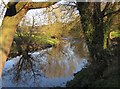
[{"xmin": 2, "ymin": 37, "xmax": 89, "ymax": 87}]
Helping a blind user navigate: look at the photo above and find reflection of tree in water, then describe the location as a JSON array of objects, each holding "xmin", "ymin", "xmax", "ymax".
[
  {"xmin": 11, "ymin": 53, "xmax": 43, "ymax": 86},
  {"xmin": 9, "ymin": 38, "xmax": 89, "ymax": 86},
  {"xmin": 42, "ymin": 39, "xmax": 88, "ymax": 78},
  {"xmin": 72, "ymin": 39, "xmax": 89, "ymax": 58}
]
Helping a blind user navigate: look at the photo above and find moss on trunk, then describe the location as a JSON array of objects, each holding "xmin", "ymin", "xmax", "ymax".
[{"xmin": 77, "ymin": 2, "xmax": 104, "ymax": 59}]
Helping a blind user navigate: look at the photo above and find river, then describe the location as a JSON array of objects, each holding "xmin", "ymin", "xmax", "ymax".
[{"xmin": 2, "ymin": 37, "xmax": 90, "ymax": 87}]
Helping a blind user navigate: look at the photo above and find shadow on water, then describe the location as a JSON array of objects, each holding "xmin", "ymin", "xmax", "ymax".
[{"xmin": 2, "ymin": 36, "xmax": 90, "ymax": 87}]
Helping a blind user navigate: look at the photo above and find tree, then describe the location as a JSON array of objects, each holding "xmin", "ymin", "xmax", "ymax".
[
  {"xmin": 76, "ymin": 2, "xmax": 120, "ymax": 59},
  {"xmin": 0, "ymin": 1, "xmax": 56, "ymax": 77},
  {"xmin": 66, "ymin": 2, "xmax": 120, "ymax": 87},
  {"xmin": 69, "ymin": 2, "xmax": 120, "ymax": 84}
]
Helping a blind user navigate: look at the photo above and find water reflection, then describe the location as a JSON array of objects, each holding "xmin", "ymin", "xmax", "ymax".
[
  {"xmin": 31, "ymin": 37, "xmax": 89, "ymax": 78},
  {"xmin": 43, "ymin": 42, "xmax": 76, "ymax": 77},
  {"xmin": 2, "ymin": 37, "xmax": 89, "ymax": 87}
]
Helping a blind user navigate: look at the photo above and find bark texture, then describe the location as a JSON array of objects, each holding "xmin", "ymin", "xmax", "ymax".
[{"xmin": 77, "ymin": 2, "xmax": 104, "ymax": 59}]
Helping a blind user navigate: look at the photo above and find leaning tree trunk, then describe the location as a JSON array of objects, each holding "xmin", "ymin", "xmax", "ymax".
[
  {"xmin": 0, "ymin": 18, "xmax": 18, "ymax": 77},
  {"xmin": 0, "ymin": 9, "xmax": 28, "ymax": 77},
  {"xmin": 0, "ymin": 18, "xmax": 17, "ymax": 77}
]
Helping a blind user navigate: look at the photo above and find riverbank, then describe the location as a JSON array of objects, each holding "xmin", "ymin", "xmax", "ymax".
[{"xmin": 67, "ymin": 37, "xmax": 120, "ymax": 88}]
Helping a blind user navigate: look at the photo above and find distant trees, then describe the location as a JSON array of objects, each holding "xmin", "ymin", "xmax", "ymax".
[{"xmin": 10, "ymin": 16, "xmax": 40, "ymax": 58}]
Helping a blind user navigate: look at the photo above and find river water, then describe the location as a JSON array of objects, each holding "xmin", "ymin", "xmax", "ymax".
[{"xmin": 2, "ymin": 37, "xmax": 89, "ymax": 87}]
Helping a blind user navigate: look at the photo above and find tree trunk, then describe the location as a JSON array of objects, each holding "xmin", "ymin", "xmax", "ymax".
[
  {"xmin": 92, "ymin": 3, "xmax": 104, "ymax": 53},
  {"xmin": 77, "ymin": 2, "xmax": 104, "ymax": 59},
  {"xmin": 0, "ymin": 17, "xmax": 17, "ymax": 76},
  {"xmin": 103, "ymin": 4, "xmax": 117, "ymax": 49},
  {"xmin": 77, "ymin": 3, "xmax": 94, "ymax": 56},
  {"xmin": 0, "ymin": 8, "xmax": 28, "ymax": 77},
  {"xmin": 76, "ymin": 2, "xmax": 109, "ymax": 81}
]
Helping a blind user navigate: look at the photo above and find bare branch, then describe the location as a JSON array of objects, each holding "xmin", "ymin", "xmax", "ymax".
[{"xmin": 102, "ymin": 2, "xmax": 111, "ymax": 15}]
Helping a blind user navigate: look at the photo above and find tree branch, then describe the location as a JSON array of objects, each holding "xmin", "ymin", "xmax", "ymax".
[
  {"xmin": 5, "ymin": 2, "xmax": 57, "ymax": 17},
  {"xmin": 102, "ymin": 2, "xmax": 111, "ymax": 15},
  {"xmin": 15, "ymin": 2, "xmax": 27, "ymax": 13},
  {"xmin": 103, "ymin": 8, "xmax": 120, "ymax": 17},
  {"xmin": 27, "ymin": 2, "xmax": 57, "ymax": 9}
]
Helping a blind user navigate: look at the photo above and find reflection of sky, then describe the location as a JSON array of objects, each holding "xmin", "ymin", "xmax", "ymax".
[{"xmin": 2, "ymin": 37, "xmax": 88, "ymax": 87}]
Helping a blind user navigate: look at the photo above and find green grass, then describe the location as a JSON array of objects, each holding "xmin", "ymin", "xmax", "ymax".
[{"xmin": 14, "ymin": 33, "xmax": 59, "ymax": 46}]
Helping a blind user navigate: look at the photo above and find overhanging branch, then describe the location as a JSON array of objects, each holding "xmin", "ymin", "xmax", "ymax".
[
  {"xmin": 5, "ymin": 1, "xmax": 57, "ymax": 16},
  {"xmin": 27, "ymin": 2, "xmax": 57, "ymax": 9}
]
